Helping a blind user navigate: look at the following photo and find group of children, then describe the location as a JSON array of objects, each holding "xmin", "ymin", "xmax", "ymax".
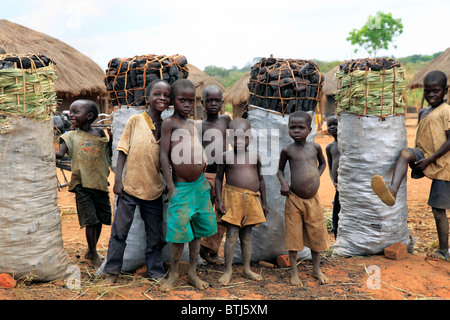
[{"xmin": 55, "ymin": 69, "xmax": 449, "ymax": 292}]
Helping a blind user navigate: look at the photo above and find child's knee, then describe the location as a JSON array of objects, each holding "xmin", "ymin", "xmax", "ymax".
[{"xmin": 399, "ymin": 148, "xmax": 414, "ymax": 161}]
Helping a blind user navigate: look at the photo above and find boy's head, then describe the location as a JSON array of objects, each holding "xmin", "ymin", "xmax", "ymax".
[
  {"xmin": 423, "ymin": 71, "xmax": 448, "ymax": 107},
  {"xmin": 145, "ymin": 79, "xmax": 171, "ymax": 112},
  {"xmin": 228, "ymin": 118, "xmax": 251, "ymax": 151},
  {"xmin": 171, "ymin": 79, "xmax": 196, "ymax": 117},
  {"xmin": 327, "ymin": 114, "xmax": 338, "ymax": 138},
  {"xmin": 288, "ymin": 110, "xmax": 312, "ymax": 142},
  {"xmin": 69, "ymin": 99, "xmax": 98, "ymax": 128},
  {"xmin": 202, "ymin": 85, "xmax": 223, "ymax": 115}
]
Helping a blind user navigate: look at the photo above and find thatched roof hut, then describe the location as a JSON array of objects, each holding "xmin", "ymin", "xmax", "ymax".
[
  {"xmin": 322, "ymin": 66, "xmax": 339, "ymax": 115},
  {"xmin": 186, "ymin": 63, "xmax": 225, "ymax": 119},
  {"xmin": 0, "ymin": 19, "xmax": 107, "ymax": 112},
  {"xmin": 409, "ymin": 47, "xmax": 450, "ymax": 88},
  {"xmin": 223, "ymin": 72, "xmax": 250, "ymax": 118}
]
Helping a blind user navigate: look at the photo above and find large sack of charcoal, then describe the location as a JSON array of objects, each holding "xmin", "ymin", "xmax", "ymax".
[
  {"xmin": 0, "ymin": 53, "xmax": 69, "ymax": 281},
  {"xmin": 105, "ymin": 54, "xmax": 188, "ymax": 107},
  {"xmin": 332, "ymin": 58, "xmax": 413, "ymax": 256},
  {"xmin": 248, "ymin": 57, "xmax": 324, "ymax": 114}
]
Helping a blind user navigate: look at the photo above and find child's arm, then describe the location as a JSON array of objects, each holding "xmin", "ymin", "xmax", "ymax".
[
  {"xmin": 215, "ymin": 153, "xmax": 226, "ymax": 215},
  {"xmin": 55, "ymin": 141, "xmax": 68, "ymax": 159},
  {"xmin": 160, "ymin": 118, "xmax": 175, "ymax": 199},
  {"xmin": 316, "ymin": 143, "xmax": 326, "ymax": 176},
  {"xmin": 257, "ymin": 154, "xmax": 268, "ymax": 216},
  {"xmin": 113, "ymin": 151, "xmax": 126, "ymax": 197},
  {"xmin": 325, "ymin": 144, "xmax": 337, "ymax": 188},
  {"xmin": 277, "ymin": 148, "xmax": 290, "ymax": 196},
  {"xmin": 414, "ymin": 130, "xmax": 450, "ymax": 171}
]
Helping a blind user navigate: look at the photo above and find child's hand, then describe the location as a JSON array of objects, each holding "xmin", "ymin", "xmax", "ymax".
[
  {"xmin": 413, "ymin": 157, "xmax": 432, "ymax": 171},
  {"xmin": 113, "ymin": 180, "xmax": 124, "ymax": 197},
  {"xmin": 280, "ymin": 182, "xmax": 290, "ymax": 196},
  {"xmin": 167, "ymin": 185, "xmax": 176, "ymax": 201},
  {"xmin": 216, "ymin": 200, "xmax": 226, "ymax": 216},
  {"xmin": 262, "ymin": 203, "xmax": 268, "ymax": 217}
]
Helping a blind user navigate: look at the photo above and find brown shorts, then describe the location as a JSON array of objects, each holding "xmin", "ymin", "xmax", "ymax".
[
  {"xmin": 284, "ymin": 191, "xmax": 330, "ymax": 252},
  {"xmin": 221, "ymin": 184, "xmax": 266, "ymax": 228}
]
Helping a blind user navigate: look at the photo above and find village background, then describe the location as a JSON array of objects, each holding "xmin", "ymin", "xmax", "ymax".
[{"xmin": 0, "ymin": 0, "xmax": 449, "ymax": 301}]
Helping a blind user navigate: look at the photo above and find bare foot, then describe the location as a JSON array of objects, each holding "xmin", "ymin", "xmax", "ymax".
[
  {"xmin": 85, "ymin": 251, "xmax": 103, "ymax": 268},
  {"xmin": 290, "ymin": 272, "xmax": 303, "ymax": 287},
  {"xmin": 312, "ymin": 270, "xmax": 329, "ymax": 284},
  {"xmin": 104, "ymin": 274, "xmax": 119, "ymax": 285},
  {"xmin": 160, "ymin": 272, "xmax": 179, "ymax": 292},
  {"xmin": 188, "ymin": 273, "xmax": 209, "ymax": 290},
  {"xmin": 243, "ymin": 269, "xmax": 262, "ymax": 282},
  {"xmin": 218, "ymin": 270, "xmax": 232, "ymax": 285}
]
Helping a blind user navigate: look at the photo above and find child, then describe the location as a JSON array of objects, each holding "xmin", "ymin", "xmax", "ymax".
[
  {"xmin": 215, "ymin": 118, "xmax": 268, "ymax": 286},
  {"xmin": 325, "ymin": 114, "xmax": 341, "ymax": 239},
  {"xmin": 371, "ymin": 70, "xmax": 450, "ymax": 261},
  {"xmin": 103, "ymin": 80, "xmax": 170, "ymax": 284},
  {"xmin": 277, "ymin": 110, "xmax": 330, "ymax": 286},
  {"xmin": 160, "ymin": 79, "xmax": 217, "ymax": 291},
  {"xmin": 199, "ymin": 84, "xmax": 231, "ymax": 265},
  {"xmin": 55, "ymin": 99, "xmax": 112, "ymax": 268}
]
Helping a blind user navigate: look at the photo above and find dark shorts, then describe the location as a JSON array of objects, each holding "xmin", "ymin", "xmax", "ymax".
[
  {"xmin": 74, "ymin": 184, "xmax": 112, "ymax": 228},
  {"xmin": 410, "ymin": 148, "xmax": 450, "ymax": 209}
]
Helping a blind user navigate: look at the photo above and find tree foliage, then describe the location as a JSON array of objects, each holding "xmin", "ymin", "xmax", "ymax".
[{"xmin": 347, "ymin": 11, "xmax": 403, "ymax": 57}]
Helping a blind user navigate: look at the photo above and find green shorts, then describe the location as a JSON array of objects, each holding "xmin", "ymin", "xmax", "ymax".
[
  {"xmin": 166, "ymin": 174, "xmax": 217, "ymax": 243},
  {"xmin": 74, "ymin": 184, "xmax": 112, "ymax": 228}
]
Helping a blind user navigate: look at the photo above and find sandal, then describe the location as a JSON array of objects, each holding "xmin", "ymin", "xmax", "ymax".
[
  {"xmin": 371, "ymin": 175, "xmax": 395, "ymax": 206},
  {"xmin": 426, "ymin": 250, "xmax": 449, "ymax": 262}
]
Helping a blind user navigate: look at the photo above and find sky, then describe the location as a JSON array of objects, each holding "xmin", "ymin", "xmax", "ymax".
[{"xmin": 4, "ymin": 0, "xmax": 450, "ymax": 71}]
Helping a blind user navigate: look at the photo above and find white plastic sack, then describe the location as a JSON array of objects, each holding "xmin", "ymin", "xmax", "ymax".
[
  {"xmin": 332, "ymin": 113, "xmax": 413, "ymax": 256},
  {"xmin": 232, "ymin": 105, "xmax": 315, "ymax": 263},
  {"xmin": 0, "ymin": 118, "xmax": 69, "ymax": 281}
]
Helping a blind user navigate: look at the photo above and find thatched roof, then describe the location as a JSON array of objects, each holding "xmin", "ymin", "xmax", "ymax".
[
  {"xmin": 323, "ymin": 66, "xmax": 339, "ymax": 96},
  {"xmin": 0, "ymin": 19, "xmax": 106, "ymax": 98},
  {"xmin": 223, "ymin": 72, "xmax": 250, "ymax": 106},
  {"xmin": 409, "ymin": 47, "xmax": 450, "ymax": 88},
  {"xmin": 186, "ymin": 63, "xmax": 225, "ymax": 100}
]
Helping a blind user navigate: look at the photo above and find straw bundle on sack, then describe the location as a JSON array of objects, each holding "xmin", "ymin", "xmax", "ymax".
[
  {"xmin": 334, "ymin": 58, "xmax": 407, "ymax": 117},
  {"xmin": 0, "ymin": 53, "xmax": 57, "ymax": 126},
  {"xmin": 248, "ymin": 57, "xmax": 323, "ymax": 114},
  {"xmin": 105, "ymin": 54, "xmax": 189, "ymax": 108}
]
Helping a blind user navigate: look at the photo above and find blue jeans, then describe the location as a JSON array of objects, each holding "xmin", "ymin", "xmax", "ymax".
[{"xmin": 104, "ymin": 191, "xmax": 166, "ymax": 279}]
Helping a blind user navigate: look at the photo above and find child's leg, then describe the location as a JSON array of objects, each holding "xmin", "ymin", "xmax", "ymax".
[
  {"xmin": 240, "ymin": 225, "xmax": 262, "ymax": 282},
  {"xmin": 432, "ymin": 208, "xmax": 449, "ymax": 256},
  {"xmin": 85, "ymin": 223, "xmax": 103, "ymax": 268},
  {"xmin": 289, "ymin": 251, "xmax": 302, "ymax": 286},
  {"xmin": 311, "ymin": 250, "xmax": 328, "ymax": 284},
  {"xmin": 219, "ymin": 224, "xmax": 239, "ymax": 285},
  {"xmin": 187, "ymin": 238, "xmax": 209, "ymax": 290},
  {"xmin": 160, "ymin": 243, "xmax": 184, "ymax": 292}
]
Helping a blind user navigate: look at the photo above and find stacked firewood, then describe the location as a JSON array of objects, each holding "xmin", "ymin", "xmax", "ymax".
[
  {"xmin": 105, "ymin": 54, "xmax": 189, "ymax": 107},
  {"xmin": 248, "ymin": 57, "xmax": 323, "ymax": 114}
]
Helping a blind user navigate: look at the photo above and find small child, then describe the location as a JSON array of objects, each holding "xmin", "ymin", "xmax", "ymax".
[
  {"xmin": 160, "ymin": 79, "xmax": 217, "ymax": 291},
  {"xmin": 325, "ymin": 114, "xmax": 340, "ymax": 239},
  {"xmin": 277, "ymin": 110, "xmax": 330, "ymax": 286},
  {"xmin": 215, "ymin": 118, "xmax": 268, "ymax": 286},
  {"xmin": 199, "ymin": 84, "xmax": 231, "ymax": 265},
  {"xmin": 371, "ymin": 70, "xmax": 450, "ymax": 262},
  {"xmin": 55, "ymin": 99, "xmax": 112, "ymax": 268},
  {"xmin": 103, "ymin": 80, "xmax": 170, "ymax": 284}
]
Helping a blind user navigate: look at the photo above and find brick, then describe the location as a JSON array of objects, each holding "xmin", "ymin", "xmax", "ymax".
[
  {"xmin": 276, "ymin": 254, "xmax": 290, "ymax": 267},
  {"xmin": 0, "ymin": 273, "xmax": 16, "ymax": 288},
  {"xmin": 384, "ymin": 242, "xmax": 408, "ymax": 260}
]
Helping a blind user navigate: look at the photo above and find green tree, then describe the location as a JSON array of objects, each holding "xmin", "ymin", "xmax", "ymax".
[{"xmin": 347, "ymin": 11, "xmax": 403, "ymax": 57}]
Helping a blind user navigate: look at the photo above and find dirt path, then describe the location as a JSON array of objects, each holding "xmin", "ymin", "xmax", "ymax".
[{"xmin": 1, "ymin": 114, "xmax": 449, "ymax": 301}]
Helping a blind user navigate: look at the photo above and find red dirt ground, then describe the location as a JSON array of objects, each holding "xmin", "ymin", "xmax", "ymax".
[{"xmin": 0, "ymin": 114, "xmax": 449, "ymax": 301}]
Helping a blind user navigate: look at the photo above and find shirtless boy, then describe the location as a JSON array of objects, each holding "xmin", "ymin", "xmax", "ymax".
[
  {"xmin": 325, "ymin": 114, "xmax": 341, "ymax": 239},
  {"xmin": 160, "ymin": 79, "xmax": 217, "ymax": 291},
  {"xmin": 199, "ymin": 85, "xmax": 231, "ymax": 265},
  {"xmin": 277, "ymin": 110, "xmax": 330, "ymax": 286},
  {"xmin": 215, "ymin": 118, "xmax": 268, "ymax": 285}
]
